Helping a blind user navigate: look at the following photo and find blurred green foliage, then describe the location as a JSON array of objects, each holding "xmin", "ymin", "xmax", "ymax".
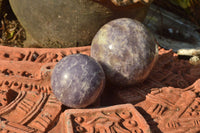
[
  {"xmin": 165, "ymin": 0, "xmax": 200, "ymax": 26},
  {"xmin": 169, "ymin": 0, "xmax": 192, "ymax": 9}
]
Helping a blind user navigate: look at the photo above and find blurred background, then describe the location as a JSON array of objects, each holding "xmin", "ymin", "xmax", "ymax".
[{"xmin": 0, "ymin": 0, "xmax": 200, "ymax": 47}]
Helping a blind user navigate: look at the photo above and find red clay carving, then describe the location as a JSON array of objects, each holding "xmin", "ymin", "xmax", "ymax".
[
  {"xmin": 0, "ymin": 45, "xmax": 200, "ymax": 132},
  {"xmin": 0, "ymin": 45, "xmax": 90, "ymax": 94},
  {"xmin": 49, "ymin": 104, "xmax": 151, "ymax": 133},
  {"xmin": 0, "ymin": 118, "xmax": 37, "ymax": 133},
  {"xmin": 135, "ymin": 80, "xmax": 200, "ymax": 133},
  {"xmin": 0, "ymin": 91, "xmax": 62, "ymax": 132}
]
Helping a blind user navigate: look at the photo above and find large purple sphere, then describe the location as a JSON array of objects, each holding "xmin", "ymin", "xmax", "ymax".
[
  {"xmin": 91, "ymin": 18, "xmax": 158, "ymax": 87},
  {"xmin": 51, "ymin": 54, "xmax": 105, "ymax": 108}
]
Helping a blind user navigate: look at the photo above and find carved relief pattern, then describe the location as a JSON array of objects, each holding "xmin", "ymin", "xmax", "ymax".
[
  {"xmin": 0, "ymin": 118, "xmax": 37, "ymax": 133},
  {"xmin": 135, "ymin": 80, "xmax": 200, "ymax": 133},
  {"xmin": 63, "ymin": 104, "xmax": 150, "ymax": 133},
  {"xmin": 0, "ymin": 91, "xmax": 62, "ymax": 132},
  {"xmin": 104, "ymin": 47, "xmax": 200, "ymax": 132},
  {"xmin": 110, "ymin": 0, "xmax": 153, "ymax": 6},
  {"xmin": 0, "ymin": 45, "xmax": 200, "ymax": 132},
  {"xmin": 147, "ymin": 48, "xmax": 199, "ymax": 89},
  {"xmin": 0, "ymin": 46, "xmax": 91, "ymax": 95},
  {"xmin": 0, "ymin": 46, "xmax": 91, "ymax": 132},
  {"xmin": 0, "ymin": 45, "xmax": 90, "ymax": 63}
]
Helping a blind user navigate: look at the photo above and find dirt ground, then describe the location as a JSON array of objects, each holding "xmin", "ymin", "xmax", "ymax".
[{"xmin": 0, "ymin": 0, "xmax": 25, "ymax": 47}]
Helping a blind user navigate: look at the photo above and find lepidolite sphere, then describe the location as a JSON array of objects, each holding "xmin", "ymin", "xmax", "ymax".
[
  {"xmin": 91, "ymin": 18, "xmax": 158, "ymax": 87},
  {"xmin": 51, "ymin": 54, "xmax": 105, "ymax": 108}
]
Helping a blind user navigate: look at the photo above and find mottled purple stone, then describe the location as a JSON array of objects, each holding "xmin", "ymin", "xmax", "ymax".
[
  {"xmin": 51, "ymin": 54, "xmax": 105, "ymax": 108},
  {"xmin": 91, "ymin": 18, "xmax": 158, "ymax": 87}
]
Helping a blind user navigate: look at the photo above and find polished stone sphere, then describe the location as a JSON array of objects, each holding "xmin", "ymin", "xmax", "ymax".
[
  {"xmin": 51, "ymin": 54, "xmax": 105, "ymax": 108},
  {"xmin": 91, "ymin": 18, "xmax": 158, "ymax": 87}
]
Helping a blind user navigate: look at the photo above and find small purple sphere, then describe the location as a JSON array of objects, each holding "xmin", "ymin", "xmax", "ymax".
[
  {"xmin": 51, "ymin": 54, "xmax": 105, "ymax": 108},
  {"xmin": 91, "ymin": 18, "xmax": 158, "ymax": 87}
]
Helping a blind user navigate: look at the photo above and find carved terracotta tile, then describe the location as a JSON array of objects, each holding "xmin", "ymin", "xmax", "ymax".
[
  {"xmin": 0, "ymin": 45, "xmax": 90, "ymax": 132},
  {"xmin": 0, "ymin": 118, "xmax": 37, "ymax": 133},
  {"xmin": 135, "ymin": 79, "xmax": 200, "ymax": 133},
  {"xmin": 50, "ymin": 104, "xmax": 151, "ymax": 133},
  {"xmin": 0, "ymin": 45, "xmax": 200, "ymax": 132},
  {"xmin": 97, "ymin": 47, "xmax": 200, "ymax": 132},
  {"xmin": 0, "ymin": 91, "xmax": 61, "ymax": 132},
  {"xmin": 0, "ymin": 45, "xmax": 90, "ymax": 94},
  {"xmin": 0, "ymin": 45, "xmax": 91, "ymax": 62}
]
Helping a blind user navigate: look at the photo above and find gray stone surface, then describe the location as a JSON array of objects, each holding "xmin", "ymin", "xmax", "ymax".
[
  {"xmin": 9, "ymin": 0, "xmax": 150, "ymax": 47},
  {"xmin": 91, "ymin": 18, "xmax": 158, "ymax": 87},
  {"xmin": 51, "ymin": 54, "xmax": 105, "ymax": 108}
]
